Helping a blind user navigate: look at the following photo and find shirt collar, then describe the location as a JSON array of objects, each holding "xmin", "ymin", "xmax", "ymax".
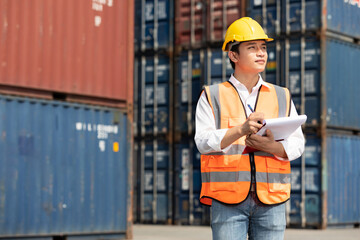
[{"xmin": 229, "ymin": 74, "xmax": 271, "ymax": 91}]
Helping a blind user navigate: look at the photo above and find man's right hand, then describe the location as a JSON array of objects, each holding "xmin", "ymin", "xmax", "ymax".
[
  {"xmin": 240, "ymin": 112, "xmax": 264, "ymax": 136},
  {"xmin": 220, "ymin": 112, "xmax": 264, "ymax": 149}
]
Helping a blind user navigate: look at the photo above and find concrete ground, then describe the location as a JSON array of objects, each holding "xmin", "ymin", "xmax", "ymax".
[{"xmin": 132, "ymin": 224, "xmax": 360, "ymax": 240}]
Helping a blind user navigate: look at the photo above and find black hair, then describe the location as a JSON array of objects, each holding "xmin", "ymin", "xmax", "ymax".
[{"xmin": 229, "ymin": 43, "xmax": 241, "ymax": 70}]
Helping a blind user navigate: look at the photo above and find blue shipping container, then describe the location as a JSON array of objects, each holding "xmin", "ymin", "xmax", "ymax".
[
  {"xmin": 0, "ymin": 95, "xmax": 130, "ymax": 238},
  {"xmin": 327, "ymin": 0, "xmax": 360, "ymax": 39},
  {"xmin": 174, "ymin": 142, "xmax": 209, "ymax": 225},
  {"xmin": 144, "ymin": 140, "xmax": 170, "ymax": 169},
  {"xmin": 327, "ymin": 134, "xmax": 360, "ymax": 225},
  {"xmin": 134, "ymin": 138, "xmax": 172, "ymax": 224},
  {"xmin": 134, "ymin": 0, "xmax": 172, "ymax": 50},
  {"xmin": 136, "ymin": 55, "xmax": 171, "ymax": 135},
  {"xmin": 325, "ymin": 38, "xmax": 360, "ymax": 130},
  {"xmin": 289, "ymin": 133, "xmax": 360, "ymax": 227},
  {"xmin": 248, "ymin": 1, "xmax": 320, "ymax": 35},
  {"xmin": 249, "ymin": 0, "xmax": 360, "ymax": 39}
]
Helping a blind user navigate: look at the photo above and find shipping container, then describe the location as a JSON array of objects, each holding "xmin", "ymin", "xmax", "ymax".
[
  {"xmin": 135, "ymin": 0, "xmax": 360, "ymax": 229},
  {"xmin": 0, "ymin": 95, "xmax": 132, "ymax": 239},
  {"xmin": 323, "ymin": 38, "xmax": 360, "ymax": 130},
  {"xmin": 248, "ymin": 0, "xmax": 360, "ymax": 39},
  {"xmin": 135, "ymin": 54, "xmax": 172, "ymax": 137},
  {"xmin": 288, "ymin": 135, "xmax": 322, "ymax": 226},
  {"xmin": 133, "ymin": 139, "xmax": 173, "ymax": 223},
  {"xmin": 326, "ymin": 134, "xmax": 360, "ymax": 226},
  {"xmin": 175, "ymin": 0, "xmax": 245, "ymax": 48},
  {"xmin": 288, "ymin": 132, "xmax": 360, "ymax": 228},
  {"xmin": 0, "ymin": 0, "xmax": 134, "ymax": 107},
  {"xmin": 134, "ymin": 0, "xmax": 174, "ymax": 51},
  {"xmin": 324, "ymin": 0, "xmax": 360, "ymax": 39},
  {"xmin": 172, "ymin": 36, "xmax": 360, "ymax": 229},
  {"xmin": 173, "ymin": 140, "xmax": 210, "ymax": 225},
  {"xmin": 290, "ymin": 37, "xmax": 360, "ymax": 130},
  {"xmin": 207, "ymin": 0, "xmax": 245, "ymax": 42},
  {"xmin": 174, "ymin": 48, "xmax": 234, "ymax": 135},
  {"xmin": 175, "ymin": 0, "xmax": 207, "ymax": 48}
]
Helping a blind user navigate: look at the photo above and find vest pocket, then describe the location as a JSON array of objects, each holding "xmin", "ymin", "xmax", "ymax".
[
  {"xmin": 265, "ymin": 158, "xmax": 291, "ymax": 193},
  {"xmin": 207, "ymin": 156, "xmax": 239, "ymax": 192}
]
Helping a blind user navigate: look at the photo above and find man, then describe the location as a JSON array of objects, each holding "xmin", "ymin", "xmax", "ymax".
[{"xmin": 194, "ymin": 17, "xmax": 305, "ymax": 240}]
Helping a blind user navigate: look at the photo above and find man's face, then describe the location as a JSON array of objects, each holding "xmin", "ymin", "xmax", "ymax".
[{"xmin": 231, "ymin": 40, "xmax": 268, "ymax": 74}]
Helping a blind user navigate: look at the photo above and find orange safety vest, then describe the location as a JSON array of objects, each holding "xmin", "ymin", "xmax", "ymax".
[{"xmin": 200, "ymin": 81, "xmax": 292, "ymax": 206}]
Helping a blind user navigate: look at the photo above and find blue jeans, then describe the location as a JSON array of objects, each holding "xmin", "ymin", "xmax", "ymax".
[{"xmin": 211, "ymin": 191, "xmax": 286, "ymax": 240}]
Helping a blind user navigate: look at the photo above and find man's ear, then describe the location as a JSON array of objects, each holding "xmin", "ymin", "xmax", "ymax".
[{"xmin": 228, "ymin": 51, "xmax": 238, "ymax": 63}]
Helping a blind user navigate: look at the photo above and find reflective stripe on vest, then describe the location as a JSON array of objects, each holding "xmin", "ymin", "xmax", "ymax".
[
  {"xmin": 201, "ymin": 172, "xmax": 291, "ymax": 184},
  {"xmin": 200, "ymin": 81, "xmax": 291, "ymax": 206}
]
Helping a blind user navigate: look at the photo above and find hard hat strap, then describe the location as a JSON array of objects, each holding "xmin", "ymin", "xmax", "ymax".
[{"xmin": 228, "ymin": 41, "xmax": 241, "ymax": 51}]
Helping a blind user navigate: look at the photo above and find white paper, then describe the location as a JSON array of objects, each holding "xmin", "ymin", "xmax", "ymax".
[{"xmin": 256, "ymin": 115, "xmax": 307, "ymax": 141}]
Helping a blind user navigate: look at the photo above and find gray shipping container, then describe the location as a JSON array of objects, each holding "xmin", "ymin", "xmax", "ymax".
[{"xmin": 0, "ymin": 95, "xmax": 132, "ymax": 239}]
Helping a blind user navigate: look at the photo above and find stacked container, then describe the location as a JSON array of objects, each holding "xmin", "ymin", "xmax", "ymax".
[
  {"xmin": 247, "ymin": 0, "xmax": 360, "ymax": 228},
  {"xmin": 134, "ymin": 0, "xmax": 360, "ymax": 228},
  {"xmin": 133, "ymin": 0, "xmax": 174, "ymax": 224},
  {"xmin": 0, "ymin": 0, "xmax": 133, "ymax": 239},
  {"xmin": 173, "ymin": 0, "xmax": 246, "ymax": 225}
]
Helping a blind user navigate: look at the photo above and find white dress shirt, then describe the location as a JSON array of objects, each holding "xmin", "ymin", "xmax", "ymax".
[{"xmin": 194, "ymin": 74, "xmax": 305, "ymax": 161}]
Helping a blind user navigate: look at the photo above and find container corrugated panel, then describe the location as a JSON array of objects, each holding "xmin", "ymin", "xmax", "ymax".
[
  {"xmin": 289, "ymin": 136, "xmax": 322, "ymax": 226},
  {"xmin": 327, "ymin": 134, "xmax": 360, "ymax": 225},
  {"xmin": 175, "ymin": 0, "xmax": 243, "ymax": 47},
  {"xmin": 136, "ymin": 55, "xmax": 170, "ymax": 136},
  {"xmin": 326, "ymin": 0, "xmax": 360, "ymax": 39},
  {"xmin": 174, "ymin": 141, "xmax": 210, "ymax": 225},
  {"xmin": 174, "ymin": 48, "xmax": 234, "ymax": 134},
  {"xmin": 0, "ymin": 0, "xmax": 133, "ymax": 106},
  {"xmin": 134, "ymin": 0, "xmax": 172, "ymax": 51},
  {"xmin": 250, "ymin": 0, "xmax": 360, "ymax": 38},
  {"xmin": 281, "ymin": 0, "xmax": 320, "ymax": 33},
  {"xmin": 281, "ymin": 36, "xmax": 360, "ymax": 130},
  {"xmin": 207, "ymin": 0, "xmax": 243, "ymax": 42},
  {"xmin": 133, "ymin": 139, "xmax": 172, "ymax": 223},
  {"xmin": 0, "ymin": 95, "xmax": 129, "ymax": 238},
  {"xmin": 207, "ymin": 49, "xmax": 233, "ymax": 81},
  {"xmin": 249, "ymin": 0, "xmax": 320, "ymax": 35},
  {"xmin": 175, "ymin": 50, "xmax": 203, "ymax": 134},
  {"xmin": 175, "ymin": 0, "xmax": 206, "ymax": 47},
  {"xmin": 248, "ymin": 3, "xmax": 279, "ymax": 38},
  {"xmin": 325, "ymin": 38, "xmax": 360, "ymax": 130},
  {"xmin": 282, "ymin": 37, "xmax": 321, "ymax": 125}
]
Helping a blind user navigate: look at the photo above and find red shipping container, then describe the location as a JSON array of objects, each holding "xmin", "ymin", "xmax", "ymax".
[
  {"xmin": 175, "ymin": 0, "xmax": 206, "ymax": 48},
  {"xmin": 175, "ymin": 0, "xmax": 244, "ymax": 48},
  {"xmin": 0, "ymin": 0, "xmax": 133, "ymax": 108},
  {"xmin": 207, "ymin": 0, "xmax": 244, "ymax": 42}
]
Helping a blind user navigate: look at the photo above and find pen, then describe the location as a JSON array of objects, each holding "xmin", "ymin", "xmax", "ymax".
[
  {"xmin": 248, "ymin": 104, "xmax": 263, "ymax": 125},
  {"xmin": 247, "ymin": 104, "xmax": 255, "ymax": 113}
]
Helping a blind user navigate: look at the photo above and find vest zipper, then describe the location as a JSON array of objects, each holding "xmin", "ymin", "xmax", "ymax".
[{"xmin": 249, "ymin": 152, "xmax": 256, "ymax": 190}]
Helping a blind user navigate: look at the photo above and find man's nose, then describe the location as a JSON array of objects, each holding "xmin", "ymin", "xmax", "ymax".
[{"xmin": 257, "ymin": 48, "xmax": 265, "ymax": 57}]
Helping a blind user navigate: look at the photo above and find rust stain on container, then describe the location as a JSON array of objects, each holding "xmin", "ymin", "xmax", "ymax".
[{"xmin": 0, "ymin": 0, "xmax": 134, "ymax": 106}]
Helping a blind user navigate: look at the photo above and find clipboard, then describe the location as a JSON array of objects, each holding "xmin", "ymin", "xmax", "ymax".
[
  {"xmin": 256, "ymin": 115, "xmax": 307, "ymax": 141},
  {"xmin": 242, "ymin": 115, "xmax": 306, "ymax": 154}
]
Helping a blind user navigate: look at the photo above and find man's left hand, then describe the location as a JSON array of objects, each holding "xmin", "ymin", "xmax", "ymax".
[{"xmin": 245, "ymin": 129, "xmax": 276, "ymax": 153}]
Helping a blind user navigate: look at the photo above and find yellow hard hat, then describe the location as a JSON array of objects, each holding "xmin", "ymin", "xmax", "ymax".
[{"xmin": 222, "ymin": 17, "xmax": 273, "ymax": 52}]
